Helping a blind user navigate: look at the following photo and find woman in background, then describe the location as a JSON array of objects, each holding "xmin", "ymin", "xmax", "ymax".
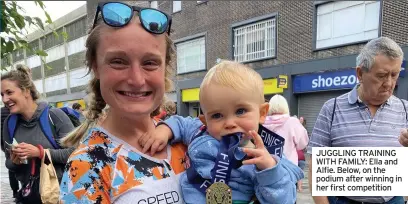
[
  {"xmin": 263, "ymin": 94, "xmax": 309, "ymax": 193},
  {"xmin": 1, "ymin": 65, "xmax": 75, "ymax": 203}
]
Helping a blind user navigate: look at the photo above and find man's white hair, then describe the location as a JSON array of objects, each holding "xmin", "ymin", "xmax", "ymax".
[{"xmin": 356, "ymin": 37, "xmax": 403, "ymax": 72}]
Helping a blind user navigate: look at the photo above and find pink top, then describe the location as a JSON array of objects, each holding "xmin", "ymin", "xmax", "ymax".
[{"xmin": 263, "ymin": 114, "xmax": 309, "ymax": 165}]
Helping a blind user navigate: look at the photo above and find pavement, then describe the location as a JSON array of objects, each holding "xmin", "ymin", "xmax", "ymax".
[
  {"xmin": 0, "ymin": 152, "xmax": 315, "ymax": 204},
  {"xmin": 1, "ymin": 152, "xmax": 15, "ymax": 203},
  {"xmin": 297, "ymin": 164, "xmax": 314, "ymax": 204}
]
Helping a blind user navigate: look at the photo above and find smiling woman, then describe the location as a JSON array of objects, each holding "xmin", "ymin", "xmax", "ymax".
[
  {"xmin": 1, "ymin": 64, "xmax": 75, "ymax": 204},
  {"xmin": 58, "ymin": 2, "xmax": 189, "ymax": 204}
]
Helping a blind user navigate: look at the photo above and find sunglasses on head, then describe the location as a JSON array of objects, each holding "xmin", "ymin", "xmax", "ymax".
[{"xmin": 93, "ymin": 2, "xmax": 172, "ymax": 35}]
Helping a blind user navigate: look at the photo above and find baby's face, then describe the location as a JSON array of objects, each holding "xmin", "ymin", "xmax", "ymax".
[{"xmin": 199, "ymin": 84, "xmax": 268, "ymax": 140}]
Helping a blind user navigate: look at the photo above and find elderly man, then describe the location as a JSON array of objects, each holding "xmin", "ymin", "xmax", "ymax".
[{"xmin": 307, "ymin": 37, "xmax": 407, "ymax": 204}]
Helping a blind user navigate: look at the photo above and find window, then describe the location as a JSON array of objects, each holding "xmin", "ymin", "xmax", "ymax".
[
  {"xmin": 45, "ymin": 73, "xmax": 67, "ymax": 92},
  {"xmin": 233, "ymin": 18, "xmax": 276, "ymax": 63},
  {"xmin": 42, "ymin": 28, "xmax": 64, "ymax": 50},
  {"xmin": 65, "ymin": 17, "xmax": 87, "ymax": 42},
  {"xmin": 150, "ymin": 1, "xmax": 158, "ymax": 9},
  {"xmin": 12, "ymin": 49, "xmax": 24, "ymax": 62},
  {"xmin": 316, "ymin": 1, "xmax": 380, "ymax": 49},
  {"xmin": 34, "ymin": 79, "xmax": 44, "ymax": 93},
  {"xmin": 70, "ymin": 67, "xmax": 90, "ymax": 87},
  {"xmin": 176, "ymin": 37, "xmax": 205, "ymax": 74},
  {"xmin": 26, "ymin": 40, "xmax": 39, "ymax": 57},
  {"xmin": 173, "ymin": 1, "xmax": 181, "ymax": 13},
  {"xmin": 67, "ymin": 35, "xmax": 87, "ymax": 56},
  {"xmin": 1, "ymin": 55, "xmax": 11, "ymax": 69}
]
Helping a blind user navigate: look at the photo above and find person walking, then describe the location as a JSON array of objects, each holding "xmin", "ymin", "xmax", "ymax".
[{"xmin": 1, "ymin": 65, "xmax": 75, "ymax": 204}]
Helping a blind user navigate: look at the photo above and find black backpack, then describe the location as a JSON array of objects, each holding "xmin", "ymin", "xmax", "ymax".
[{"xmin": 60, "ymin": 107, "xmax": 81, "ymax": 127}]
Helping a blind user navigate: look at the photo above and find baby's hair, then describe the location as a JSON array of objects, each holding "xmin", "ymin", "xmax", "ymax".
[{"xmin": 200, "ymin": 60, "xmax": 264, "ymax": 103}]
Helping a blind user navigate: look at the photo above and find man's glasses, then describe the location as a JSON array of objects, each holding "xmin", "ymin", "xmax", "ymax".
[{"xmin": 93, "ymin": 2, "xmax": 172, "ymax": 35}]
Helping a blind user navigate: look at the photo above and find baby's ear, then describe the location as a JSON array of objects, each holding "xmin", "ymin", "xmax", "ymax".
[
  {"xmin": 259, "ymin": 103, "xmax": 269, "ymax": 124},
  {"xmin": 199, "ymin": 114, "xmax": 207, "ymax": 126}
]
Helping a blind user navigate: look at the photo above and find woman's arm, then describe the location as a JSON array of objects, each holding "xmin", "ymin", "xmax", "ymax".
[
  {"xmin": 291, "ymin": 118, "xmax": 309, "ymax": 150},
  {"xmin": 48, "ymin": 109, "xmax": 76, "ymax": 164}
]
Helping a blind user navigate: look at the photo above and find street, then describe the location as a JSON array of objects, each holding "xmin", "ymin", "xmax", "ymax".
[{"xmin": 0, "ymin": 152, "xmax": 314, "ymax": 203}]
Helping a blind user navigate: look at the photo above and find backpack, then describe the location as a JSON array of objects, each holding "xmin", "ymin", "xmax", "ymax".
[
  {"xmin": 7, "ymin": 105, "xmax": 61, "ymax": 149},
  {"xmin": 59, "ymin": 107, "xmax": 81, "ymax": 127}
]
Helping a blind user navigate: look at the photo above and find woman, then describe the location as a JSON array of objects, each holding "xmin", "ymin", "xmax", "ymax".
[
  {"xmin": 263, "ymin": 95, "xmax": 309, "ymax": 192},
  {"xmin": 59, "ymin": 2, "xmax": 186, "ymax": 203},
  {"xmin": 1, "ymin": 65, "xmax": 75, "ymax": 204}
]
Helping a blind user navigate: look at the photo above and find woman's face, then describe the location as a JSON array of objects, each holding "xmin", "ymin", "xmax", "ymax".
[
  {"xmin": 94, "ymin": 17, "xmax": 167, "ymax": 119},
  {"xmin": 1, "ymin": 79, "xmax": 30, "ymax": 114}
]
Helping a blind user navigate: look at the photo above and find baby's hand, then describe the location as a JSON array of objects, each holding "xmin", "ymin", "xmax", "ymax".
[
  {"xmin": 139, "ymin": 124, "xmax": 173, "ymax": 155},
  {"xmin": 241, "ymin": 130, "xmax": 277, "ymax": 170}
]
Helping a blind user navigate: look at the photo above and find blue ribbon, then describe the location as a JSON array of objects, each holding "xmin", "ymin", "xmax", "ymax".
[{"xmin": 187, "ymin": 124, "xmax": 285, "ymax": 194}]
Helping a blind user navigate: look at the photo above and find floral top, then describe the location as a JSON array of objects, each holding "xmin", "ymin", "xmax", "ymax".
[{"xmin": 60, "ymin": 127, "xmax": 187, "ymax": 204}]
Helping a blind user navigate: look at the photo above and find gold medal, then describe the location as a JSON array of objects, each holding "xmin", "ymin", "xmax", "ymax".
[{"xmin": 206, "ymin": 182, "xmax": 232, "ymax": 204}]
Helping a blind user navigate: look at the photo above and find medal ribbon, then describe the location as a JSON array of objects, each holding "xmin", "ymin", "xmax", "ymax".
[{"xmin": 187, "ymin": 124, "xmax": 285, "ymax": 194}]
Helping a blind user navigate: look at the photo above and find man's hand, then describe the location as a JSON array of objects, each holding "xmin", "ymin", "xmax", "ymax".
[
  {"xmin": 399, "ymin": 129, "xmax": 408, "ymax": 147},
  {"xmin": 139, "ymin": 124, "xmax": 173, "ymax": 155},
  {"xmin": 12, "ymin": 142, "xmax": 40, "ymax": 159},
  {"xmin": 241, "ymin": 130, "xmax": 276, "ymax": 170}
]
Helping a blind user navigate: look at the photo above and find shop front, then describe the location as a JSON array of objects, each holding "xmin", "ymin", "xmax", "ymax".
[
  {"xmin": 293, "ymin": 65, "xmax": 405, "ymax": 133},
  {"xmin": 180, "ymin": 78, "xmax": 286, "ymax": 117}
]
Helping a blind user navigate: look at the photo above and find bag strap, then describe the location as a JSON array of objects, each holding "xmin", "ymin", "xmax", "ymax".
[
  {"xmin": 399, "ymin": 98, "xmax": 408, "ymax": 121},
  {"xmin": 30, "ymin": 159, "xmax": 36, "ymax": 176},
  {"xmin": 7, "ymin": 114, "xmax": 18, "ymax": 143},
  {"xmin": 330, "ymin": 97, "xmax": 337, "ymax": 130},
  {"xmin": 39, "ymin": 107, "xmax": 60, "ymax": 149}
]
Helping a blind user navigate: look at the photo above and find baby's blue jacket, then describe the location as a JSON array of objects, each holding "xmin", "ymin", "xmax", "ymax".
[{"xmin": 163, "ymin": 115, "xmax": 304, "ymax": 204}]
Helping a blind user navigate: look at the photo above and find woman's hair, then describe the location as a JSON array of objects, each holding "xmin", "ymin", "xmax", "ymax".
[
  {"xmin": 61, "ymin": 14, "xmax": 175, "ymax": 147},
  {"xmin": 268, "ymin": 94, "xmax": 290, "ymax": 115},
  {"xmin": 1, "ymin": 64, "xmax": 39, "ymax": 101}
]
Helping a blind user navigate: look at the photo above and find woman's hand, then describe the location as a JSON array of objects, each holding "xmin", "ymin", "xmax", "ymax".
[
  {"xmin": 10, "ymin": 152, "xmax": 23, "ymax": 165},
  {"xmin": 12, "ymin": 142, "xmax": 41, "ymax": 159},
  {"xmin": 241, "ymin": 130, "xmax": 277, "ymax": 170}
]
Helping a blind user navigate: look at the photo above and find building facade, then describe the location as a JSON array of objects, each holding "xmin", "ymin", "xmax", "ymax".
[
  {"xmin": 151, "ymin": 1, "xmax": 408, "ymax": 133},
  {"xmin": 1, "ymin": 4, "xmax": 89, "ymax": 108}
]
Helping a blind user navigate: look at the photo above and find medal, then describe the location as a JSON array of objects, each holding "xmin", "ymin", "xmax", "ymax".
[{"xmin": 206, "ymin": 182, "xmax": 232, "ymax": 204}]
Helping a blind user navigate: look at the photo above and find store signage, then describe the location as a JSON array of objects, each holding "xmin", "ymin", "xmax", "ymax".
[
  {"xmin": 293, "ymin": 69, "xmax": 357, "ymax": 93},
  {"xmin": 293, "ymin": 60, "xmax": 406, "ymax": 93},
  {"xmin": 277, "ymin": 75, "xmax": 288, "ymax": 89}
]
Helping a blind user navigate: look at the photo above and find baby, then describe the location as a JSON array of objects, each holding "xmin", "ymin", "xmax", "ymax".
[{"xmin": 142, "ymin": 60, "xmax": 303, "ymax": 204}]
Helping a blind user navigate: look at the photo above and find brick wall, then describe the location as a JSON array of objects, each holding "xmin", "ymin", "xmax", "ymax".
[
  {"xmin": 85, "ymin": 1, "xmax": 408, "ymax": 81},
  {"xmin": 157, "ymin": 1, "xmax": 408, "ymax": 80}
]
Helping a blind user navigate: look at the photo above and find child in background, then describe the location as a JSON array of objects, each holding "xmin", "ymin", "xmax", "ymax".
[{"xmin": 141, "ymin": 60, "xmax": 303, "ymax": 204}]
